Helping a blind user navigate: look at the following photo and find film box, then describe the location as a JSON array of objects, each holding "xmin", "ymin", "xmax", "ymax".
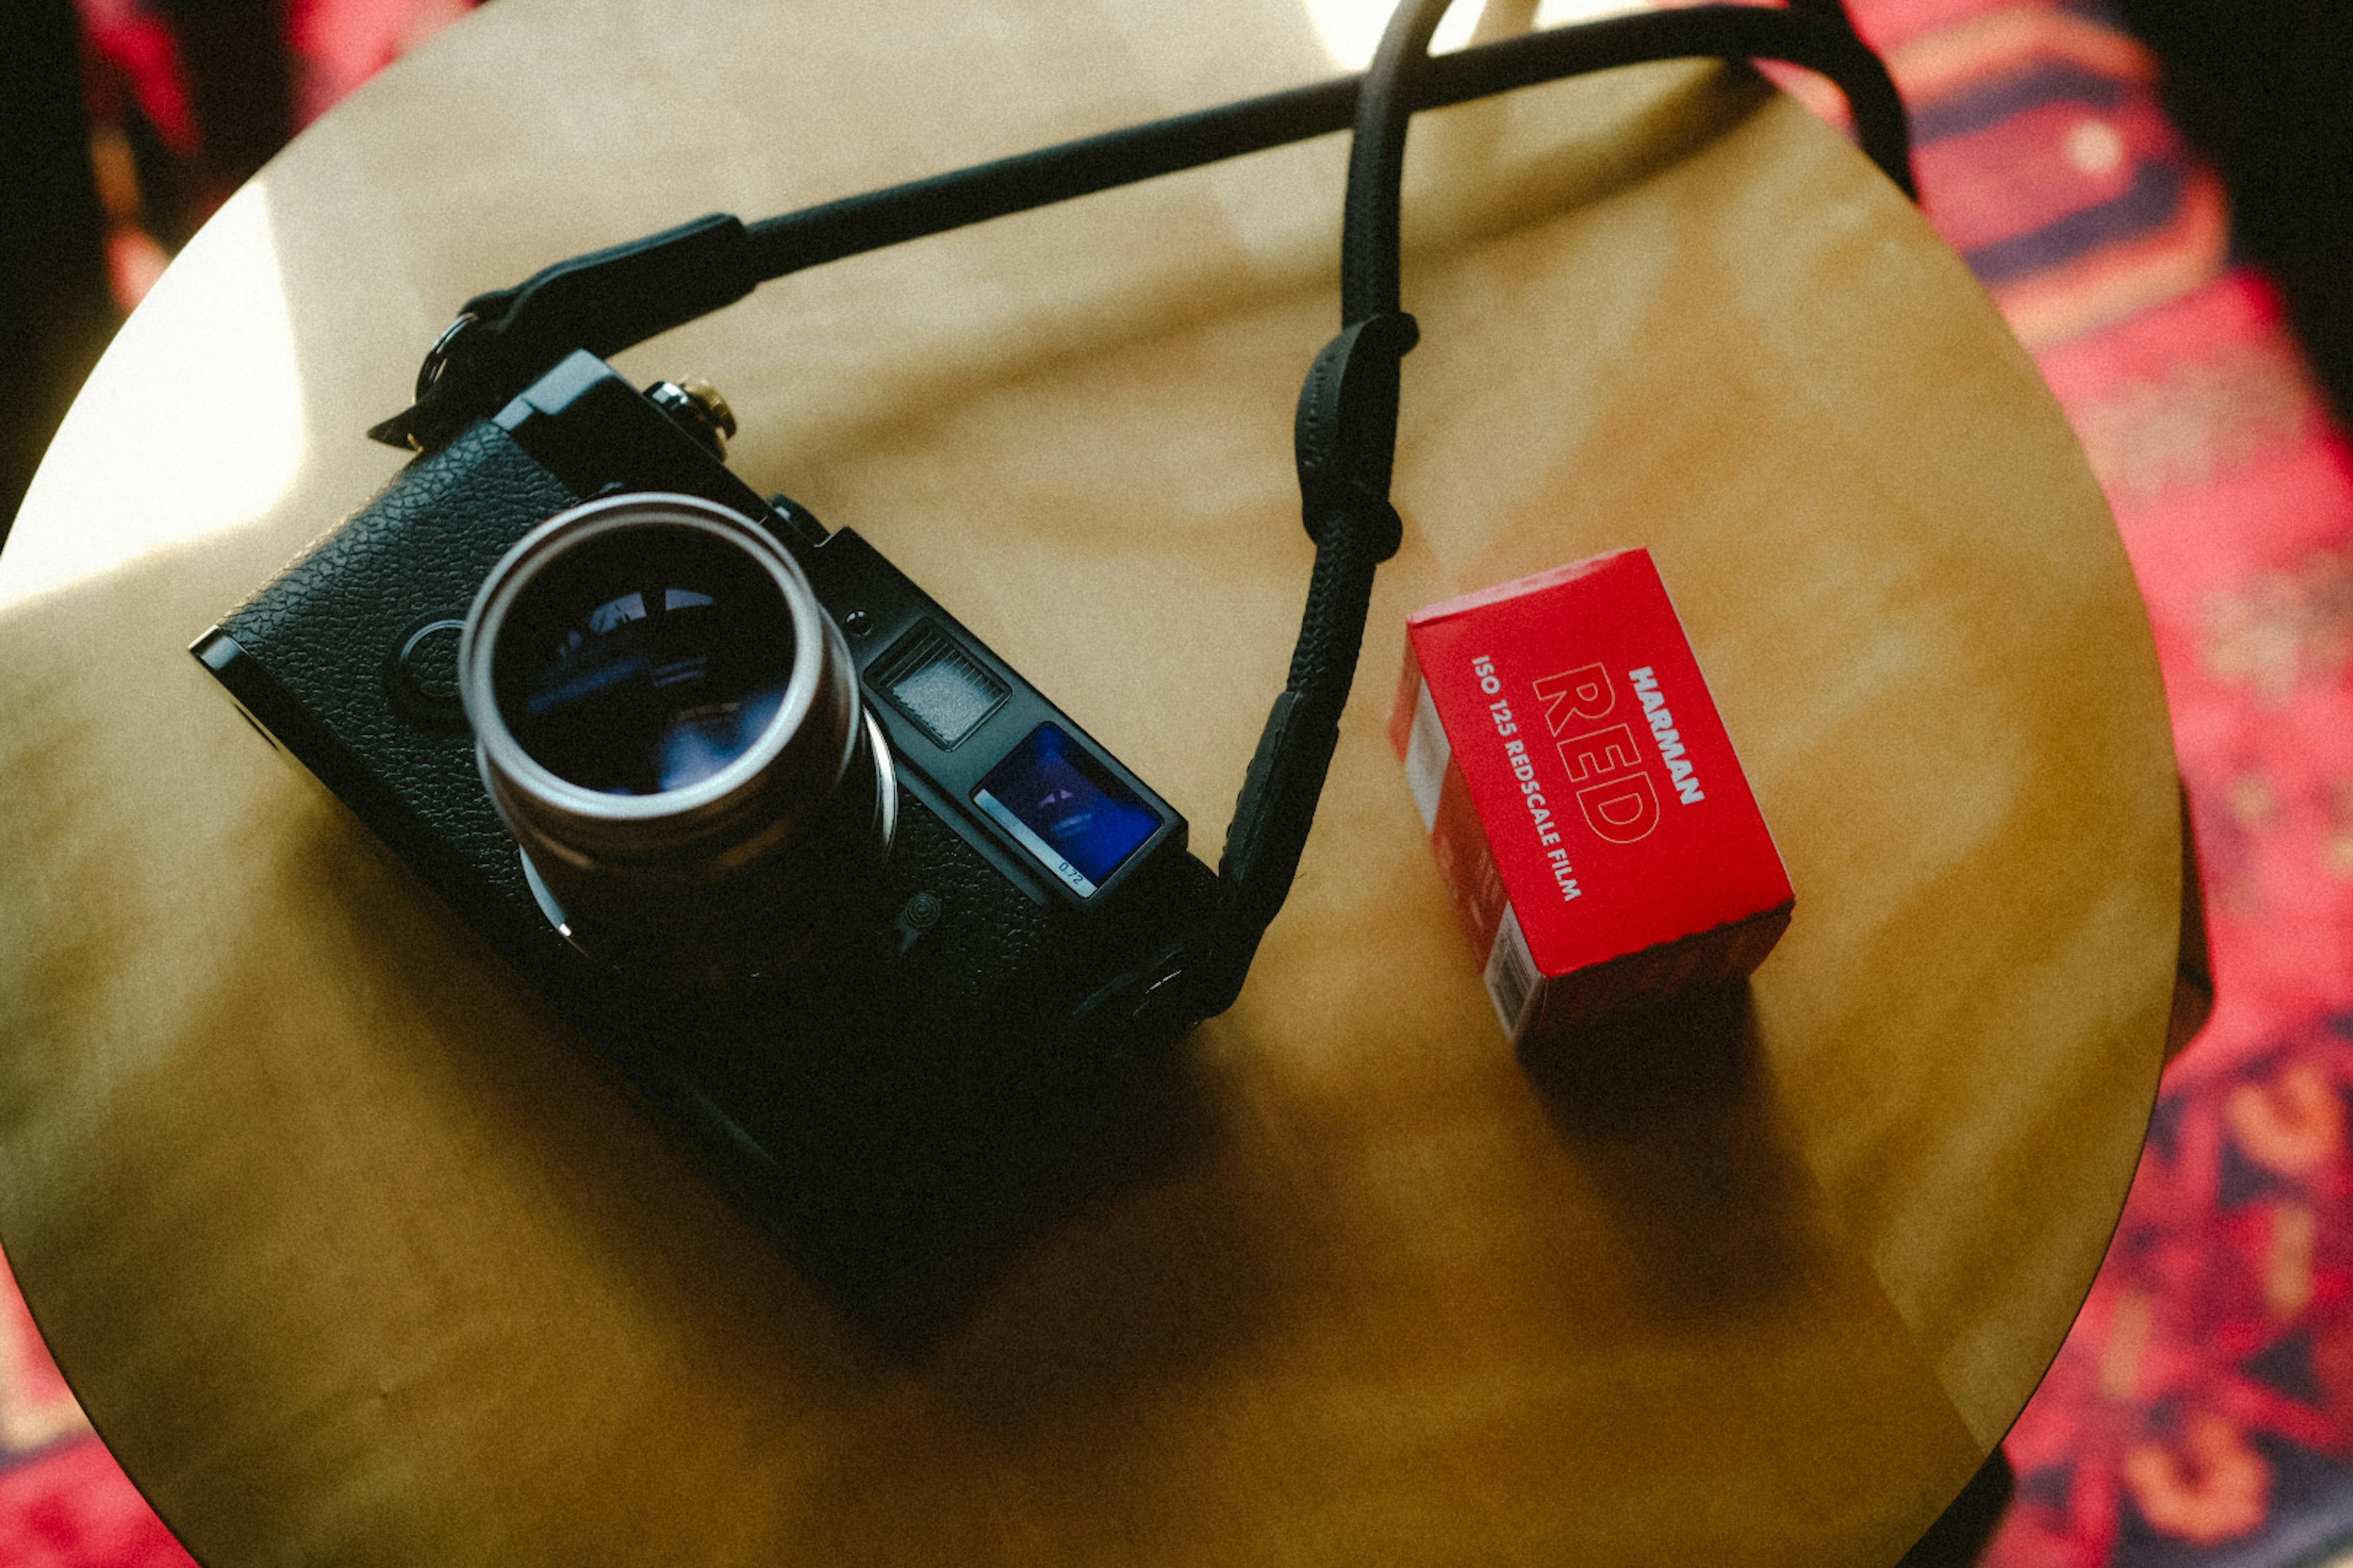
[{"xmin": 1389, "ymin": 548, "xmax": 1792, "ymax": 1044}]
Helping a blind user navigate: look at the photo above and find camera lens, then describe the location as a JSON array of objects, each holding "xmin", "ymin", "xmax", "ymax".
[
  {"xmin": 461, "ymin": 493, "xmax": 895, "ymax": 988},
  {"xmin": 492, "ymin": 525, "xmax": 793, "ymax": 796}
]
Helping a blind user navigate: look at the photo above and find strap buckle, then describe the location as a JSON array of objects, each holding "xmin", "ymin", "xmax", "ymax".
[{"xmin": 368, "ymin": 213, "xmax": 759, "ymax": 453}]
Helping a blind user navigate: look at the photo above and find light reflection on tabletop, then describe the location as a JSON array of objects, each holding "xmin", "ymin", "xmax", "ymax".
[
  {"xmin": 1301, "ymin": 0, "xmax": 1646, "ymax": 67},
  {"xmin": 0, "ymin": 184, "xmax": 307, "ymax": 614}
]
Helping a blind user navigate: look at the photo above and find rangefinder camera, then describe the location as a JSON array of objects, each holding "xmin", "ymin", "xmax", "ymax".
[{"xmin": 193, "ymin": 348, "xmax": 1216, "ymax": 1306}]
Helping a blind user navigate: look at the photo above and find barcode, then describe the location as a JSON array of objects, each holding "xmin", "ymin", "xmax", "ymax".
[{"xmin": 1483, "ymin": 905, "xmax": 1540, "ymax": 1039}]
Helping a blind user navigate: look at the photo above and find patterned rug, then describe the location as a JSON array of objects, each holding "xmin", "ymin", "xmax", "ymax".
[
  {"xmin": 0, "ymin": 1254, "xmax": 186, "ymax": 1567},
  {"xmin": 1837, "ymin": 2, "xmax": 2353, "ymax": 1562},
  {"xmin": 9, "ymin": 0, "xmax": 2352, "ymax": 1562}
]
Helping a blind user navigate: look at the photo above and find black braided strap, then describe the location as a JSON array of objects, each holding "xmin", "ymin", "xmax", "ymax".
[
  {"xmin": 1178, "ymin": 0, "xmax": 1459, "ymax": 1018},
  {"xmin": 371, "ymin": 5, "xmax": 1911, "ymax": 453},
  {"xmin": 1185, "ymin": 528, "xmax": 1386, "ymax": 1014}
]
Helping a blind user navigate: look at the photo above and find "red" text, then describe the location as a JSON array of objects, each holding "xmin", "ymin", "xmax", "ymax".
[{"xmin": 1532, "ymin": 662, "xmax": 1659, "ymax": 843}]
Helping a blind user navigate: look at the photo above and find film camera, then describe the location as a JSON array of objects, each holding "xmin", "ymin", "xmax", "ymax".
[{"xmin": 194, "ymin": 347, "xmax": 1217, "ymax": 1308}]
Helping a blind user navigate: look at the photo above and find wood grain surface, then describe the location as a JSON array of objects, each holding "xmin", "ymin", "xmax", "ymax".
[{"xmin": 0, "ymin": 0, "xmax": 2177, "ymax": 1562}]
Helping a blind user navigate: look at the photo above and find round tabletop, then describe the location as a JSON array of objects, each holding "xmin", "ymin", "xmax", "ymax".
[{"xmin": 0, "ymin": 0, "xmax": 2178, "ymax": 1562}]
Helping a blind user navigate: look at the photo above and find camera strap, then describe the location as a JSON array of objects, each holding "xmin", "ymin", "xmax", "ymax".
[
  {"xmin": 1184, "ymin": 0, "xmax": 1455, "ymax": 1018},
  {"xmin": 370, "ymin": 4, "xmax": 1908, "ymax": 455},
  {"xmin": 371, "ymin": 1, "xmax": 1912, "ymax": 1032}
]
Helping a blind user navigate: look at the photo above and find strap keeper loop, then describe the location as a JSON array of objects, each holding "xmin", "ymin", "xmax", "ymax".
[
  {"xmin": 1293, "ymin": 309, "xmax": 1419, "ymax": 559},
  {"xmin": 1302, "ymin": 496, "xmax": 1404, "ymax": 560}
]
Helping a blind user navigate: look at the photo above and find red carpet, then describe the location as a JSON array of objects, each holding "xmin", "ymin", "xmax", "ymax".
[
  {"xmin": 10, "ymin": 0, "xmax": 2353, "ymax": 1562},
  {"xmin": 0, "ymin": 1256, "xmax": 188, "ymax": 1568},
  {"xmin": 1843, "ymin": 1, "xmax": 2353, "ymax": 1562},
  {"xmin": 1995, "ymin": 273, "xmax": 2353, "ymax": 1567}
]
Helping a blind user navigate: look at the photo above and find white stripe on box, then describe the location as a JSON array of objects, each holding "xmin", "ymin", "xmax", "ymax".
[{"xmin": 1404, "ymin": 678, "xmax": 1450, "ymax": 833}]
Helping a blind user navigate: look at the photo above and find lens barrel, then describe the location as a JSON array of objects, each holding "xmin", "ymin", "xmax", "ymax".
[{"xmin": 461, "ymin": 492, "xmax": 895, "ymax": 989}]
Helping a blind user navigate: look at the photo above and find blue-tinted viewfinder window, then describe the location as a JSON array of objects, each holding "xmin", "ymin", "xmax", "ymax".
[{"xmin": 974, "ymin": 723, "xmax": 1160, "ymax": 897}]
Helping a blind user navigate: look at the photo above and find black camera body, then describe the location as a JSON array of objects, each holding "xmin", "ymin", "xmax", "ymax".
[{"xmin": 194, "ymin": 349, "xmax": 1216, "ymax": 1309}]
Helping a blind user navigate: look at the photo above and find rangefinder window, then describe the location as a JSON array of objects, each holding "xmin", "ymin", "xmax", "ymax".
[
  {"xmin": 873, "ymin": 622, "xmax": 1007, "ymax": 750},
  {"xmin": 974, "ymin": 722, "xmax": 1161, "ymax": 897},
  {"xmin": 491, "ymin": 523, "xmax": 795, "ymax": 795}
]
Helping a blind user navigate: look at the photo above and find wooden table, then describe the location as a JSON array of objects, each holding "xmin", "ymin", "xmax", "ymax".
[{"xmin": 0, "ymin": 0, "xmax": 2180, "ymax": 1562}]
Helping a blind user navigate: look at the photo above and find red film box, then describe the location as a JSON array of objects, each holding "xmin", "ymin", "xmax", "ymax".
[{"xmin": 1389, "ymin": 548, "xmax": 1792, "ymax": 1043}]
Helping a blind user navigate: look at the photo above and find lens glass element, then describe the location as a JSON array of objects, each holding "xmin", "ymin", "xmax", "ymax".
[{"xmin": 492, "ymin": 524, "xmax": 795, "ymax": 795}]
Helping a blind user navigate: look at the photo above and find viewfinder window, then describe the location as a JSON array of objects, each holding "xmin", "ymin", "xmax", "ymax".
[{"xmin": 975, "ymin": 723, "xmax": 1160, "ymax": 897}]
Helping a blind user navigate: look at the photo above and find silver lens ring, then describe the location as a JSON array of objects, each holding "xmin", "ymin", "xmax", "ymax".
[{"xmin": 461, "ymin": 491, "xmax": 894, "ymax": 985}]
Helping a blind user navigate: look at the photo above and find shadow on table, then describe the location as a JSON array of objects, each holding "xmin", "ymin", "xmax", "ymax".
[
  {"xmin": 712, "ymin": 1019, "xmax": 1226, "ymax": 1355},
  {"xmin": 1518, "ymin": 980, "xmax": 1826, "ymax": 1316},
  {"xmin": 1522, "ymin": 983, "xmax": 2019, "ymax": 1564}
]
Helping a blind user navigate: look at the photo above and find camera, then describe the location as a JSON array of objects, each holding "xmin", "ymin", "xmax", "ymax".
[{"xmin": 193, "ymin": 347, "xmax": 1217, "ymax": 1311}]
